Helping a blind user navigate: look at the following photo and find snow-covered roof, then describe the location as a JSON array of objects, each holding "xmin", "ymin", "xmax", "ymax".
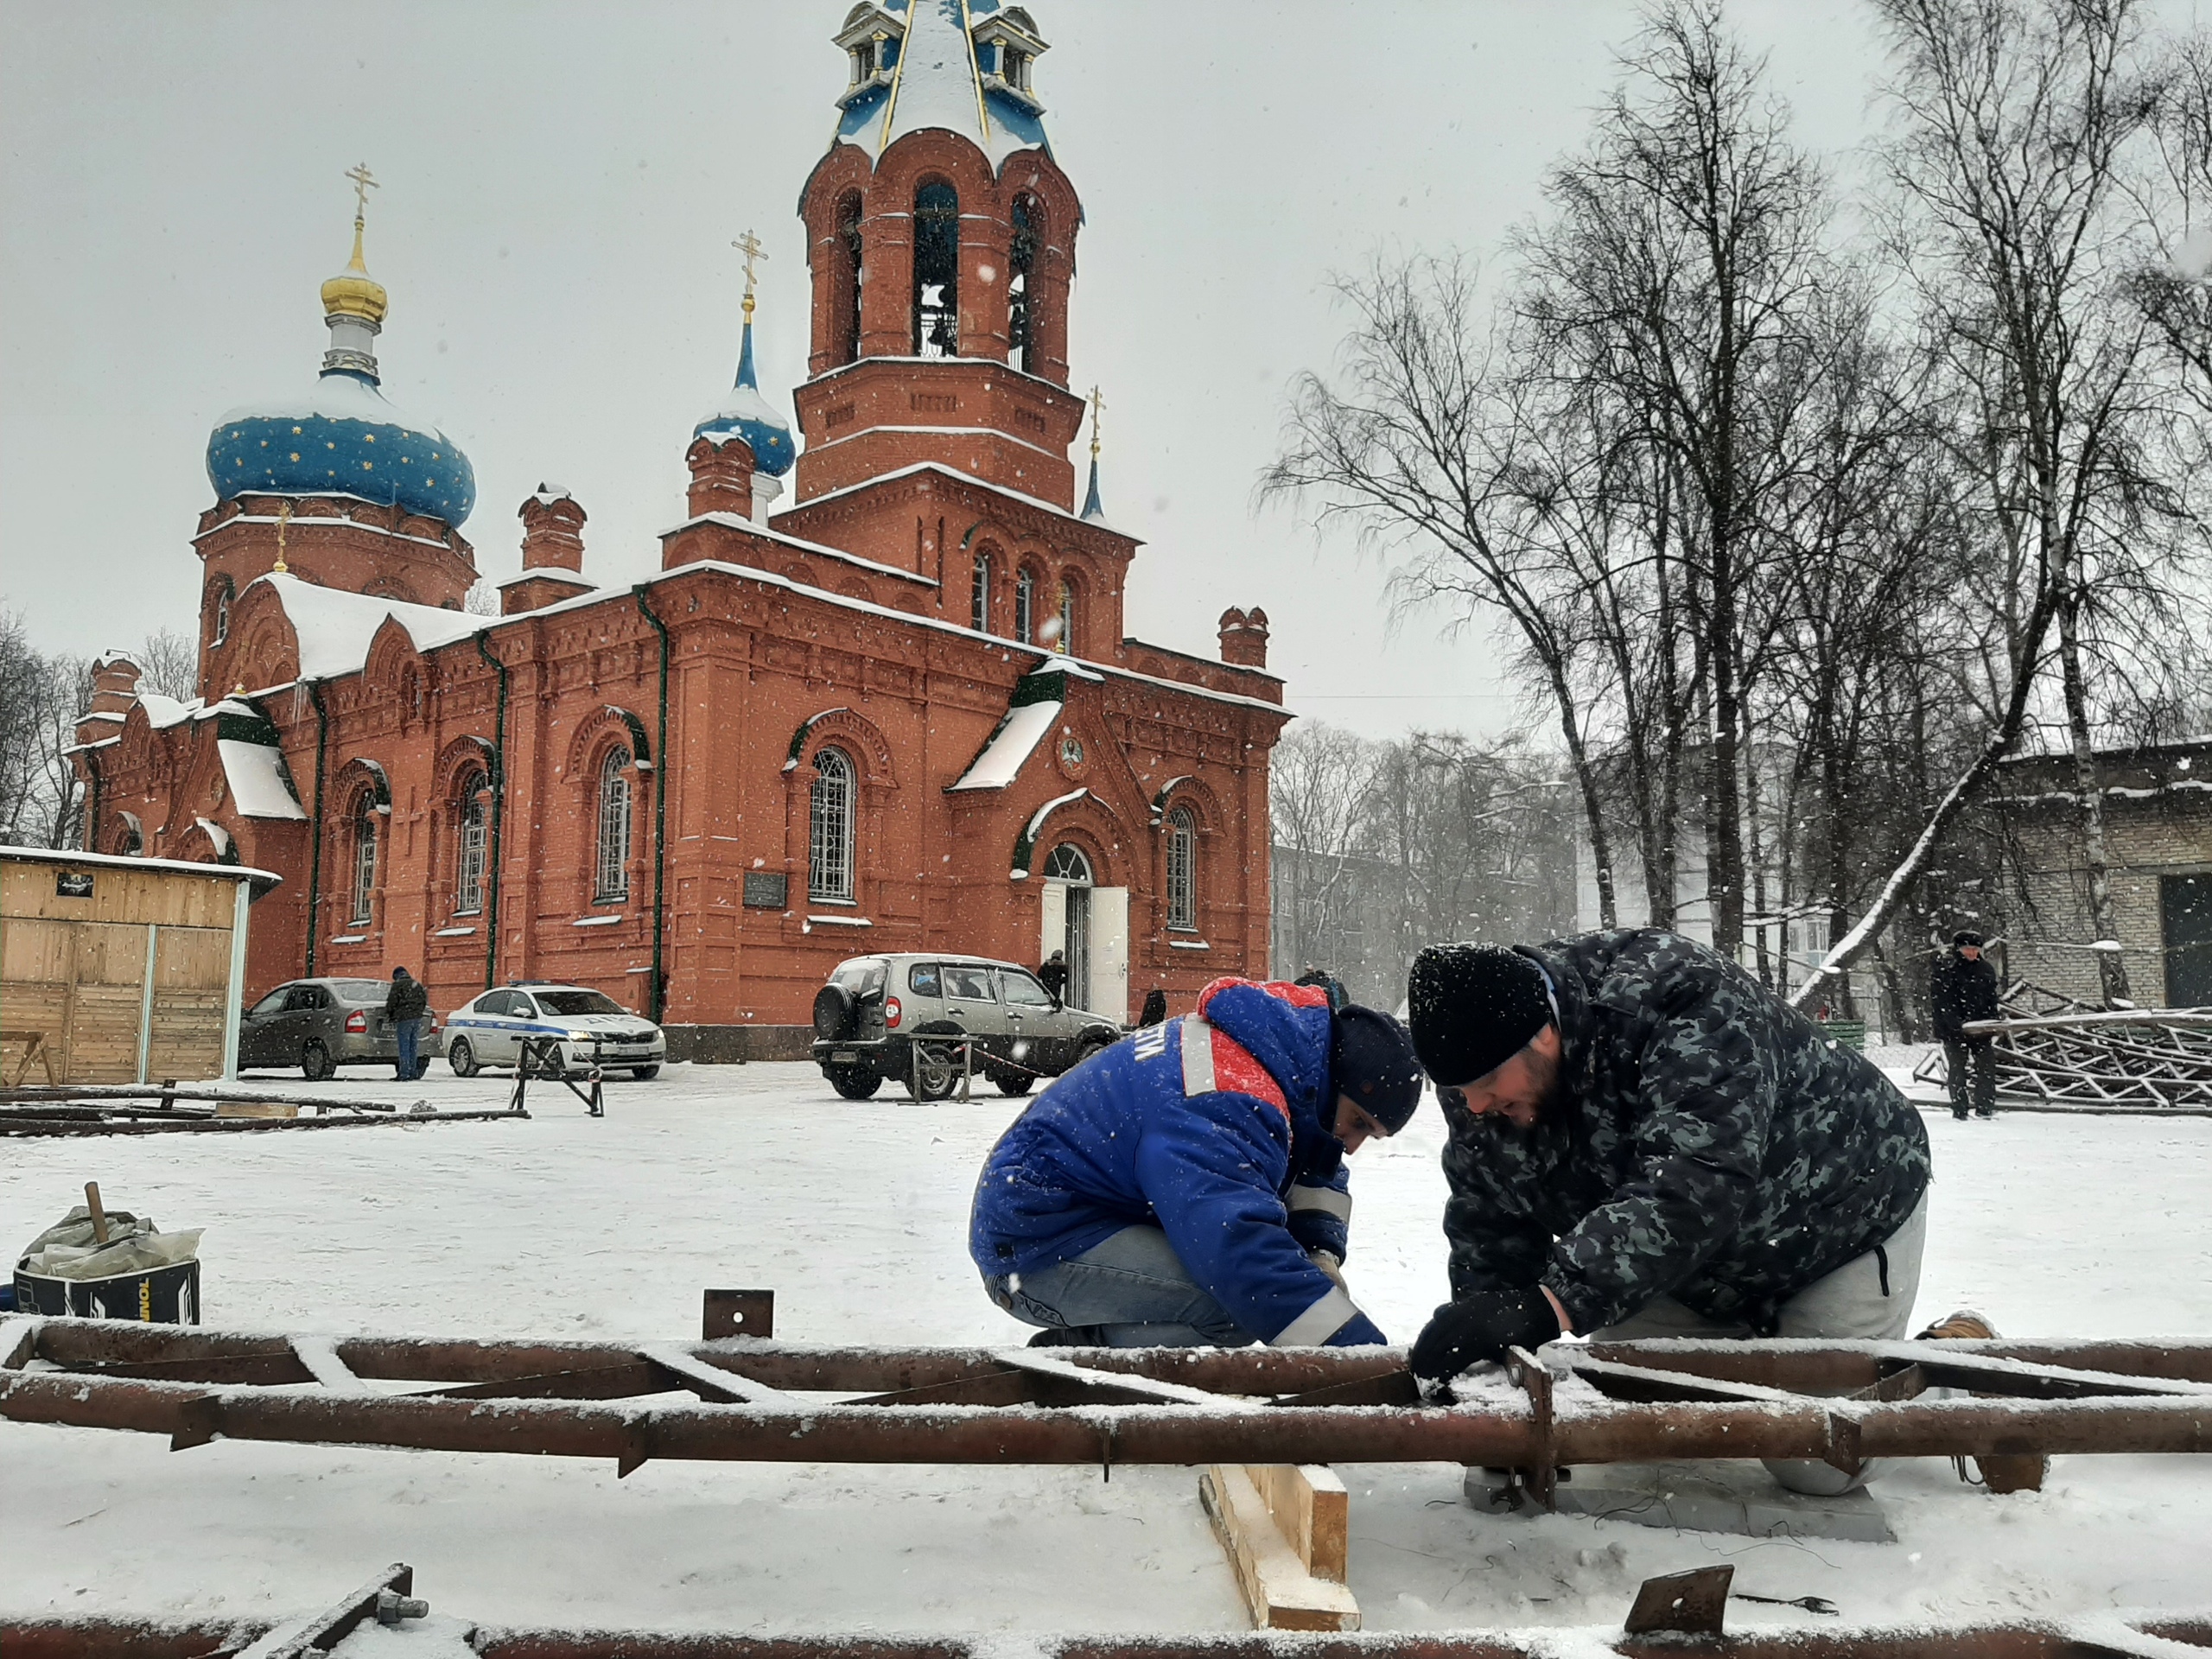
[
  {"xmin": 252, "ymin": 571, "xmax": 486, "ymax": 680},
  {"xmin": 838, "ymin": 0, "xmax": 1051, "ymax": 168},
  {"xmin": 775, "ymin": 461, "xmax": 1142, "ymax": 543},
  {"xmin": 660, "ymin": 512, "xmax": 939, "ymax": 588},
  {"xmin": 694, "ymin": 320, "xmax": 797, "ymax": 479},
  {"xmin": 948, "ymin": 696, "xmax": 1060, "ymax": 791},
  {"xmin": 218, "ymin": 738, "xmax": 308, "ymax": 821},
  {"xmin": 0, "ymin": 842, "xmax": 280, "ymax": 888},
  {"xmin": 139, "ymin": 693, "xmax": 193, "ymax": 730}
]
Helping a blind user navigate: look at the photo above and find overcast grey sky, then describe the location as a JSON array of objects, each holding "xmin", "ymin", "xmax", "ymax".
[{"xmin": 2, "ymin": 1, "xmax": 1899, "ymax": 740}]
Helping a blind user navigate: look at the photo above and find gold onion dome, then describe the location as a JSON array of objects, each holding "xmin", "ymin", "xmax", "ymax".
[{"xmin": 321, "ymin": 218, "xmax": 388, "ymax": 325}]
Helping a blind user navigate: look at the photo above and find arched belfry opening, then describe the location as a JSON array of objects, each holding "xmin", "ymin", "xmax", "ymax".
[
  {"xmin": 1008, "ymin": 194, "xmax": 1039, "ymax": 375},
  {"xmin": 836, "ymin": 191, "xmax": 864, "ymax": 365},
  {"xmin": 912, "ymin": 181, "xmax": 959, "ymax": 358}
]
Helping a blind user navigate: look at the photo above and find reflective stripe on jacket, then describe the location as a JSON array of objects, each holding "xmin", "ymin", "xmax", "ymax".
[{"xmin": 969, "ymin": 976, "xmax": 1383, "ymax": 1347}]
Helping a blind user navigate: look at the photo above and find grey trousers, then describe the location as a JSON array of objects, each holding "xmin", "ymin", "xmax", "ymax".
[{"xmin": 1587, "ymin": 1192, "xmax": 1929, "ymax": 1494}]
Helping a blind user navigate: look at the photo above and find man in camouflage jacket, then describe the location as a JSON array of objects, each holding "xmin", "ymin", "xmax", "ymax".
[{"xmin": 1404, "ymin": 932, "xmax": 1932, "ymax": 1402}]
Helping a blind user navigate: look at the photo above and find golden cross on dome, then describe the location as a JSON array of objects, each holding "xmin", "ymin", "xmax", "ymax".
[
  {"xmin": 1088, "ymin": 385, "xmax": 1106, "ymax": 457},
  {"xmin": 345, "ymin": 162, "xmax": 378, "ymax": 219},
  {"xmin": 273, "ymin": 500, "xmax": 293, "ymax": 575},
  {"xmin": 733, "ymin": 229, "xmax": 766, "ymax": 315}
]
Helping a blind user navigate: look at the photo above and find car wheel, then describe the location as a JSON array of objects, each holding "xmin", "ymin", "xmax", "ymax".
[
  {"xmin": 301, "ymin": 1039, "xmax": 334, "ymax": 1082},
  {"xmin": 993, "ymin": 1070, "xmax": 1034, "ymax": 1097},
  {"xmin": 812, "ymin": 983, "xmax": 859, "ymax": 1041},
  {"xmin": 447, "ymin": 1038, "xmax": 479, "ymax": 1077},
  {"xmin": 824, "ymin": 1064, "xmax": 883, "ymax": 1100},
  {"xmin": 1072, "ymin": 1039, "xmax": 1110, "ymax": 1069},
  {"xmin": 906, "ymin": 1041, "xmax": 959, "ymax": 1102},
  {"xmin": 630, "ymin": 1065, "xmax": 661, "ymax": 1081}
]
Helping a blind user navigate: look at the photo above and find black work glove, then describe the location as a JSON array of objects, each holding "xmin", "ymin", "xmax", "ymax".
[{"xmin": 1409, "ymin": 1285, "xmax": 1560, "ymax": 1402}]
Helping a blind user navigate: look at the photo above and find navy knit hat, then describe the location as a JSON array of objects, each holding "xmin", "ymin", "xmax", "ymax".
[
  {"xmin": 1408, "ymin": 943, "xmax": 1552, "ymax": 1086},
  {"xmin": 1953, "ymin": 931, "xmax": 1984, "ymax": 948},
  {"xmin": 1330, "ymin": 1005, "xmax": 1424, "ymax": 1134}
]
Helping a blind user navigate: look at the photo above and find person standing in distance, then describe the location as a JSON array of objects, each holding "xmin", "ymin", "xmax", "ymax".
[
  {"xmin": 1038, "ymin": 949, "xmax": 1070, "ymax": 1007},
  {"xmin": 385, "ymin": 966, "xmax": 430, "ymax": 1083},
  {"xmin": 1930, "ymin": 931, "xmax": 2001, "ymax": 1120}
]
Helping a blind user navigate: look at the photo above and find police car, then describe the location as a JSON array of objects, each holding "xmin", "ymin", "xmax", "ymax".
[{"xmin": 443, "ymin": 982, "xmax": 665, "ymax": 1080}]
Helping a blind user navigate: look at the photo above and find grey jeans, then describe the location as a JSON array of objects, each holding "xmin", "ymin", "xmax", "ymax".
[
  {"xmin": 1587, "ymin": 1192, "xmax": 1930, "ymax": 1494},
  {"xmin": 985, "ymin": 1224, "xmax": 1258, "ymax": 1347}
]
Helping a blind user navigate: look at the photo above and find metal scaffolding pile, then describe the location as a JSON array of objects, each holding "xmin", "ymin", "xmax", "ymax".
[
  {"xmin": 4, "ymin": 1559, "xmax": 2209, "ymax": 1659},
  {"xmin": 0, "ymin": 1084, "xmax": 531, "ymax": 1135},
  {"xmin": 5, "ymin": 1315, "xmax": 2209, "ymax": 1487}
]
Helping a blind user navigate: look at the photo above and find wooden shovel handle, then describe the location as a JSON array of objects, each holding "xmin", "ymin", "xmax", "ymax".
[{"xmin": 85, "ymin": 1181, "xmax": 109, "ymax": 1245}]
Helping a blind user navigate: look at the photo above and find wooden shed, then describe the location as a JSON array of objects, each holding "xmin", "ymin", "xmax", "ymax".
[{"xmin": 0, "ymin": 847, "xmax": 280, "ymax": 1085}]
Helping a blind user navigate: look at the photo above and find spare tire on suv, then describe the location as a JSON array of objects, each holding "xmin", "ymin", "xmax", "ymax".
[{"xmin": 812, "ymin": 983, "xmax": 858, "ymax": 1040}]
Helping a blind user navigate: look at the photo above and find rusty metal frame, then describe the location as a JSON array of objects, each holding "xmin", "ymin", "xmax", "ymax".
[
  {"xmin": 7, "ymin": 1608, "xmax": 2210, "ymax": 1659},
  {"xmin": 0, "ymin": 1083, "xmax": 528, "ymax": 1136},
  {"xmin": 7, "ymin": 1317, "xmax": 2210, "ymax": 1483}
]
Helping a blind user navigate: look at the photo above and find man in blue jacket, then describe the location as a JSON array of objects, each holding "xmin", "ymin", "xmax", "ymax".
[{"xmin": 969, "ymin": 976, "xmax": 1425, "ymax": 1348}]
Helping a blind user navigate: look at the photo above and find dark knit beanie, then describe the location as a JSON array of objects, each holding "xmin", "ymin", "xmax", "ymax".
[
  {"xmin": 1953, "ymin": 931, "xmax": 1984, "ymax": 948},
  {"xmin": 1408, "ymin": 943, "xmax": 1552, "ymax": 1085},
  {"xmin": 1330, "ymin": 1006, "xmax": 1424, "ymax": 1135}
]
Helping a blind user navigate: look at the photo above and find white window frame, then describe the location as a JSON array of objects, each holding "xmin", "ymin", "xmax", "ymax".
[
  {"xmin": 454, "ymin": 774, "xmax": 487, "ymax": 915},
  {"xmin": 1166, "ymin": 807, "xmax": 1198, "ymax": 931},
  {"xmin": 595, "ymin": 747, "xmax": 632, "ymax": 904},
  {"xmin": 349, "ymin": 795, "xmax": 378, "ymax": 925},
  {"xmin": 1014, "ymin": 569, "xmax": 1034, "ymax": 644},
  {"xmin": 809, "ymin": 746, "xmax": 856, "ymax": 903},
  {"xmin": 971, "ymin": 551, "xmax": 991, "ymax": 632}
]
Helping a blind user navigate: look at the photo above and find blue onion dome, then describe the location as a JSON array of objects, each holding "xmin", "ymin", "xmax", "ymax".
[
  {"xmin": 693, "ymin": 315, "xmax": 796, "ymax": 478},
  {"xmin": 204, "ymin": 198, "xmax": 478, "ymax": 526}
]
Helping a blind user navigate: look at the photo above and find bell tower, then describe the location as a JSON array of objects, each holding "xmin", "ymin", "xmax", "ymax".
[{"xmin": 791, "ymin": 2, "xmax": 1086, "ymax": 508}]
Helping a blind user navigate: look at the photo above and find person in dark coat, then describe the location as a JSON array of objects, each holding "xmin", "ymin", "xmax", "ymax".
[
  {"xmin": 1404, "ymin": 932, "xmax": 1934, "ymax": 1491},
  {"xmin": 1038, "ymin": 950, "xmax": 1070, "ymax": 1006},
  {"xmin": 1930, "ymin": 931, "xmax": 2001, "ymax": 1119},
  {"xmin": 1137, "ymin": 987, "xmax": 1169, "ymax": 1027},
  {"xmin": 970, "ymin": 978, "xmax": 1425, "ymax": 1348},
  {"xmin": 384, "ymin": 966, "xmax": 430, "ymax": 1082}
]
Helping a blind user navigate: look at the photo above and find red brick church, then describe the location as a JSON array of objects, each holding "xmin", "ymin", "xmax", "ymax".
[{"xmin": 73, "ymin": 0, "xmax": 1287, "ymax": 1039}]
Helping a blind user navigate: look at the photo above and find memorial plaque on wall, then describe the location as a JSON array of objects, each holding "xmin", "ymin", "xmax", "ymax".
[
  {"xmin": 55, "ymin": 871, "xmax": 95, "ymax": 898},
  {"xmin": 743, "ymin": 872, "xmax": 789, "ymax": 909}
]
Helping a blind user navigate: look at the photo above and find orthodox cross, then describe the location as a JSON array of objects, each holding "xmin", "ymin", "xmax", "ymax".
[
  {"xmin": 734, "ymin": 229, "xmax": 766, "ymax": 316},
  {"xmin": 1088, "ymin": 385, "xmax": 1105, "ymax": 457},
  {"xmin": 345, "ymin": 162, "xmax": 378, "ymax": 219},
  {"xmin": 273, "ymin": 500, "xmax": 293, "ymax": 575}
]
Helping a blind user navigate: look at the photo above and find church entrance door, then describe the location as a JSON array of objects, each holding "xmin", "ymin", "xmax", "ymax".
[{"xmin": 1042, "ymin": 844, "xmax": 1092, "ymax": 1011}]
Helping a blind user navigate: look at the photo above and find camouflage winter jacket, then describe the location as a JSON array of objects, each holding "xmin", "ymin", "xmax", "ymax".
[{"xmin": 1440, "ymin": 930, "xmax": 1932, "ymax": 1334}]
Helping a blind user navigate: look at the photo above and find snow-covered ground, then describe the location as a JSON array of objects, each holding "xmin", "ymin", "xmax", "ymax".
[{"xmin": 3, "ymin": 1053, "xmax": 2209, "ymax": 1637}]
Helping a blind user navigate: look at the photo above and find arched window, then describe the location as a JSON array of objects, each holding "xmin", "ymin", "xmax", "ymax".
[
  {"xmin": 1043, "ymin": 843, "xmax": 1091, "ymax": 884},
  {"xmin": 912, "ymin": 181, "xmax": 959, "ymax": 358},
  {"xmin": 1054, "ymin": 579, "xmax": 1076, "ymax": 654},
  {"xmin": 112, "ymin": 816, "xmax": 143, "ymax": 858},
  {"xmin": 836, "ymin": 191, "xmax": 864, "ymax": 365},
  {"xmin": 212, "ymin": 578, "xmax": 234, "ymax": 647},
  {"xmin": 1166, "ymin": 807, "xmax": 1198, "ymax": 931},
  {"xmin": 454, "ymin": 770, "xmax": 488, "ymax": 915},
  {"xmin": 971, "ymin": 550, "xmax": 992, "ymax": 632},
  {"xmin": 1008, "ymin": 195, "xmax": 1039, "ymax": 374},
  {"xmin": 595, "ymin": 747, "xmax": 632, "ymax": 903},
  {"xmin": 809, "ymin": 747, "xmax": 855, "ymax": 902},
  {"xmin": 1014, "ymin": 568, "xmax": 1035, "ymax": 644},
  {"xmin": 349, "ymin": 794, "xmax": 379, "ymax": 925}
]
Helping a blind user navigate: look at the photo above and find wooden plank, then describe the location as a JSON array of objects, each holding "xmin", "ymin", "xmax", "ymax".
[
  {"xmin": 1198, "ymin": 1463, "xmax": 1359, "ymax": 1631},
  {"xmin": 1247, "ymin": 1464, "xmax": 1348, "ymax": 1583}
]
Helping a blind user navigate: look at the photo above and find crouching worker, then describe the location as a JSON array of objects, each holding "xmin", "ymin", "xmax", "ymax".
[
  {"xmin": 969, "ymin": 977, "xmax": 1424, "ymax": 1348},
  {"xmin": 1405, "ymin": 935, "xmax": 1932, "ymax": 1493}
]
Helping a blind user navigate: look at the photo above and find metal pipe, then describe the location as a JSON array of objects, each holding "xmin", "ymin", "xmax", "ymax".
[
  {"xmin": 474, "ymin": 633, "xmax": 510, "ymax": 991},
  {"xmin": 304, "ymin": 681, "xmax": 328, "ymax": 977},
  {"xmin": 632, "ymin": 586, "xmax": 671, "ymax": 1023},
  {"xmin": 6, "ymin": 1367, "xmax": 2207, "ymax": 1468}
]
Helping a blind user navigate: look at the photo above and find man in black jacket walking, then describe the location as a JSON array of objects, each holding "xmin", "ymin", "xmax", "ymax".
[
  {"xmin": 1403, "ymin": 932, "xmax": 1933, "ymax": 1492},
  {"xmin": 1931, "ymin": 931, "xmax": 2001, "ymax": 1120},
  {"xmin": 385, "ymin": 966, "xmax": 430, "ymax": 1082}
]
